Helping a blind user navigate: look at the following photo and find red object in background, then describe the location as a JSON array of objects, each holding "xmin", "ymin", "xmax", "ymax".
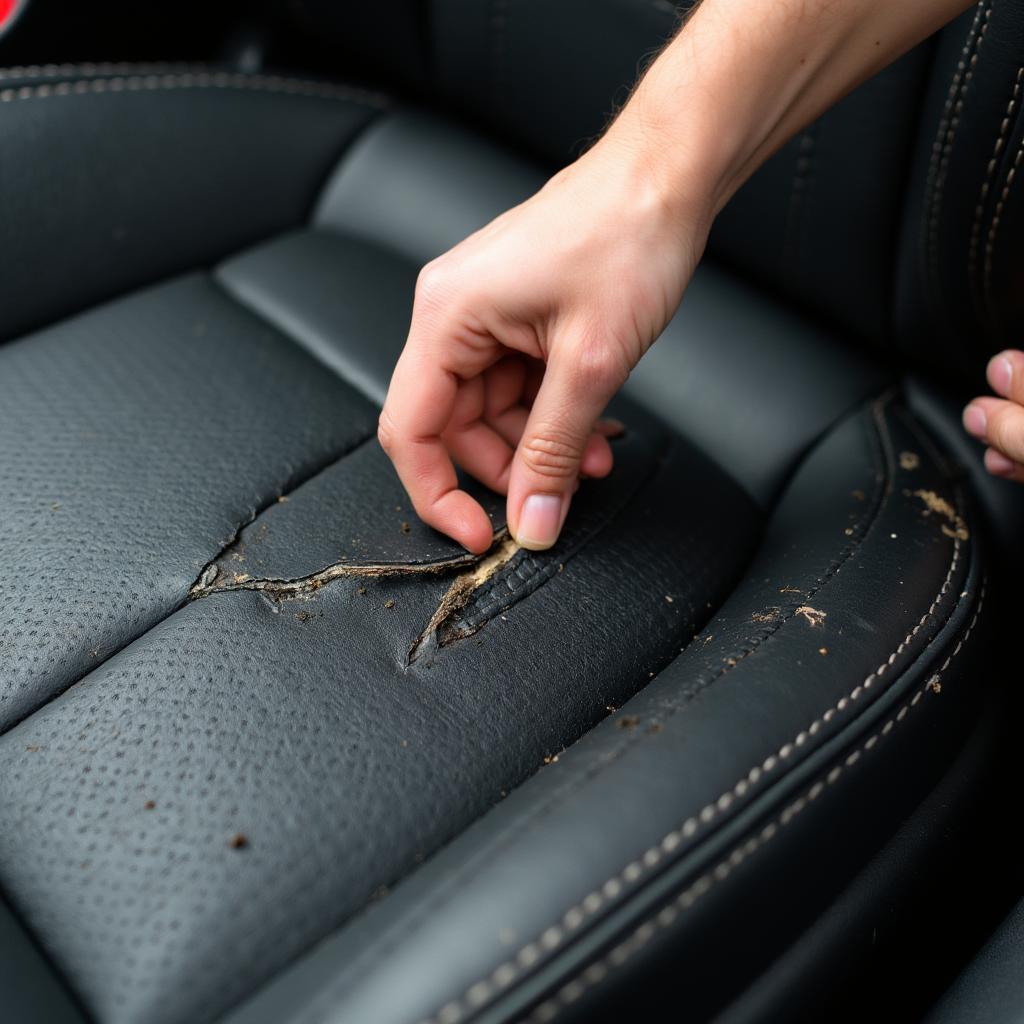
[{"xmin": 0, "ymin": 0, "xmax": 18, "ymax": 29}]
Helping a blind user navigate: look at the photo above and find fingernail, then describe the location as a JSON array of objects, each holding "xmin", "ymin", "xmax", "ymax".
[
  {"xmin": 985, "ymin": 448, "xmax": 1017, "ymax": 476},
  {"xmin": 963, "ymin": 404, "xmax": 987, "ymax": 439},
  {"xmin": 515, "ymin": 494, "xmax": 562, "ymax": 550},
  {"xmin": 991, "ymin": 354, "xmax": 1014, "ymax": 397},
  {"xmin": 596, "ymin": 418, "xmax": 626, "ymax": 438}
]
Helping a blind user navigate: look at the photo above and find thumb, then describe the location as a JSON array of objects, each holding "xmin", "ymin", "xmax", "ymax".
[{"xmin": 508, "ymin": 343, "xmax": 624, "ymax": 550}]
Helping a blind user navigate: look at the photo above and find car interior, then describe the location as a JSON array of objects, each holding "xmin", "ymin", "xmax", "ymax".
[{"xmin": 2, "ymin": 1, "xmax": 1024, "ymax": 1022}]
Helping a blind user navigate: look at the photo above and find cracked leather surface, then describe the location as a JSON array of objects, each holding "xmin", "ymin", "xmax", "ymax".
[
  {"xmin": 0, "ymin": 274, "xmax": 376, "ymax": 731},
  {"xmin": 191, "ymin": 439, "xmax": 506, "ymax": 590},
  {"xmin": 0, "ymin": 407, "xmax": 760, "ymax": 1024}
]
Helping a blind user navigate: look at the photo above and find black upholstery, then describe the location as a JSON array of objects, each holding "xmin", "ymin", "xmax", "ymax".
[
  {"xmin": 0, "ymin": 274, "xmax": 376, "ymax": 729},
  {"xmin": 225, "ymin": 394, "xmax": 986, "ymax": 1024},
  {"xmin": 0, "ymin": 65, "xmax": 385, "ymax": 341},
  {"xmin": 897, "ymin": 0, "xmax": 1024, "ymax": 369},
  {"xmin": 925, "ymin": 897, "xmax": 1024, "ymax": 1024},
  {"xmin": 1, "ymin": 5, "xmax": 1023, "ymax": 1023}
]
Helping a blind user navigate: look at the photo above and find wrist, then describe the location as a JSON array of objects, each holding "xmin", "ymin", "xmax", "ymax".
[{"xmin": 592, "ymin": 106, "xmax": 725, "ymax": 246}]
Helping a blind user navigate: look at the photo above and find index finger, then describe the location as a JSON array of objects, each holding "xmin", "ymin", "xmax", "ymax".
[{"xmin": 379, "ymin": 338, "xmax": 495, "ymax": 554}]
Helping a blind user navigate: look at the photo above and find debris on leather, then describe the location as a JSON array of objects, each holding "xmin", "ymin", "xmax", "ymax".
[{"xmin": 913, "ymin": 487, "xmax": 970, "ymax": 540}]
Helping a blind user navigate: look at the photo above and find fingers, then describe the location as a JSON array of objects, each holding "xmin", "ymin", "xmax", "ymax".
[
  {"xmin": 984, "ymin": 446, "xmax": 1024, "ymax": 482},
  {"xmin": 379, "ymin": 335, "xmax": 495, "ymax": 555},
  {"xmin": 963, "ymin": 390, "xmax": 1024, "ymax": 480},
  {"xmin": 986, "ymin": 349, "xmax": 1024, "ymax": 405},
  {"xmin": 506, "ymin": 339, "xmax": 628, "ymax": 550}
]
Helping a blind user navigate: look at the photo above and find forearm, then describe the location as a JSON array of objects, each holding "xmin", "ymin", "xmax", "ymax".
[{"xmin": 601, "ymin": 0, "xmax": 974, "ymax": 223}]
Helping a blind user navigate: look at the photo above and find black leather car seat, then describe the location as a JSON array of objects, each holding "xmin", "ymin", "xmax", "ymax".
[{"xmin": 1, "ymin": 3, "xmax": 1023, "ymax": 1023}]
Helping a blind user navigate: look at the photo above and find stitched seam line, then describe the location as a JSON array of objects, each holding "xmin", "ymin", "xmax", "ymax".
[
  {"xmin": 983, "ymin": 98, "xmax": 1024, "ymax": 328},
  {"xmin": 419, "ymin": 400, "xmax": 966, "ymax": 1024},
  {"xmin": 923, "ymin": 1, "xmax": 990, "ymax": 313},
  {"xmin": 0, "ymin": 60, "xmax": 208, "ymax": 81},
  {"xmin": 520, "ymin": 582, "xmax": 986, "ymax": 1024},
  {"xmin": 968, "ymin": 67, "xmax": 1022, "ymax": 295},
  {"xmin": 0, "ymin": 70, "xmax": 389, "ymax": 107}
]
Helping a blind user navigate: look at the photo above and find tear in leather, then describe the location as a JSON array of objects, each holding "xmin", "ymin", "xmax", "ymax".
[{"xmin": 187, "ymin": 422, "xmax": 666, "ymax": 659}]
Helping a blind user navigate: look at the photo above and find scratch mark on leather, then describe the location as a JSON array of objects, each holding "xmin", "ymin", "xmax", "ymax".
[{"xmin": 188, "ymin": 534, "xmax": 510, "ymax": 602}]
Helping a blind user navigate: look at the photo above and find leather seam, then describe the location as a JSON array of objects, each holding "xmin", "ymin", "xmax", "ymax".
[
  {"xmin": 416, "ymin": 399, "xmax": 968, "ymax": 1024},
  {"xmin": 519, "ymin": 581, "xmax": 987, "ymax": 1024},
  {"xmin": 968, "ymin": 65, "xmax": 1023, "ymax": 301},
  {"xmin": 0, "ymin": 68, "xmax": 389, "ymax": 108},
  {"xmin": 923, "ymin": 0, "xmax": 991, "ymax": 316},
  {"xmin": 0, "ymin": 60, "xmax": 214, "ymax": 81},
  {"xmin": 982, "ymin": 76, "xmax": 1024, "ymax": 328}
]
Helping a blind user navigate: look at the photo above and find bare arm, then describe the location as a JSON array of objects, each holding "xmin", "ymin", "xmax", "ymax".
[{"xmin": 378, "ymin": 0, "xmax": 977, "ymax": 553}]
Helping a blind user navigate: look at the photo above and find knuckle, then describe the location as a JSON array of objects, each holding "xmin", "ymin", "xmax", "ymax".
[
  {"xmin": 519, "ymin": 431, "xmax": 582, "ymax": 479},
  {"xmin": 414, "ymin": 259, "xmax": 454, "ymax": 307},
  {"xmin": 376, "ymin": 410, "xmax": 398, "ymax": 454},
  {"xmin": 570, "ymin": 338, "xmax": 628, "ymax": 390}
]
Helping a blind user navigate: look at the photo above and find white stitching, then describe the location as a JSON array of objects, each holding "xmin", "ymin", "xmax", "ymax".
[
  {"xmin": 0, "ymin": 60, "xmax": 199, "ymax": 82},
  {"xmin": 969, "ymin": 67, "xmax": 1023, "ymax": 290},
  {"xmin": 0, "ymin": 68, "xmax": 389, "ymax": 107},
  {"xmin": 419, "ymin": 515, "xmax": 968, "ymax": 1024},
  {"xmin": 925, "ymin": 1, "xmax": 990, "ymax": 303},
  {"xmin": 983, "ymin": 104, "xmax": 1024, "ymax": 325},
  {"xmin": 521, "ymin": 583, "xmax": 986, "ymax": 1024}
]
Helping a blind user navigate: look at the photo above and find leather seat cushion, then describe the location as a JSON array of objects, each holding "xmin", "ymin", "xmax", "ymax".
[{"xmin": 0, "ymin": 77, "xmax": 762, "ymax": 1024}]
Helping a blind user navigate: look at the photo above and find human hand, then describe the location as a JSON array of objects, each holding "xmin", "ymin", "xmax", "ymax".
[
  {"xmin": 963, "ymin": 350, "xmax": 1024, "ymax": 482},
  {"xmin": 377, "ymin": 136, "xmax": 708, "ymax": 553}
]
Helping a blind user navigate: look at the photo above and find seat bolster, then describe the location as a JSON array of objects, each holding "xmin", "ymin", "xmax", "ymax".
[
  {"xmin": 0, "ymin": 63, "xmax": 386, "ymax": 342},
  {"xmin": 224, "ymin": 392, "xmax": 985, "ymax": 1024}
]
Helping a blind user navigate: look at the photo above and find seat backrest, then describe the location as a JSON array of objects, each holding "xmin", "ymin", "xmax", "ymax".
[{"xmin": 301, "ymin": 0, "xmax": 1024, "ymax": 381}]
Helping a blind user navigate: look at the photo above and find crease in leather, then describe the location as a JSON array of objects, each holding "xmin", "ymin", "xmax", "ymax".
[{"xmin": 291, "ymin": 397, "xmax": 899, "ymax": 1009}]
